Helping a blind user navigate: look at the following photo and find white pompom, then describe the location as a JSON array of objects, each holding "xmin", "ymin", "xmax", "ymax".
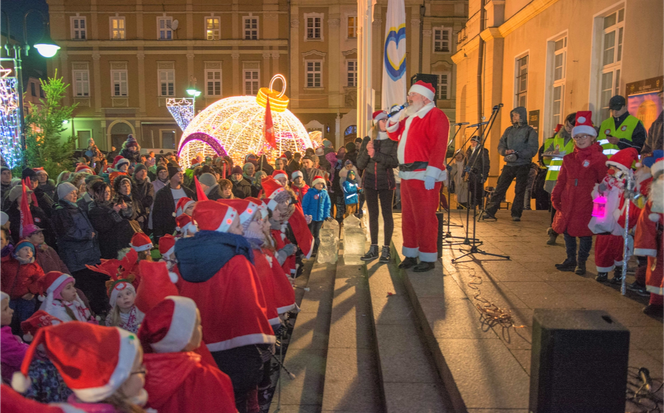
[
  {"xmin": 38, "ymin": 294, "xmax": 45, "ymax": 302},
  {"xmin": 649, "ymin": 213, "xmax": 660, "ymax": 222},
  {"xmin": 635, "ymin": 162, "xmax": 642, "ymax": 168},
  {"xmin": 11, "ymin": 372, "xmax": 31, "ymax": 393},
  {"xmin": 22, "ymin": 332, "xmax": 33, "ymax": 342},
  {"xmin": 168, "ymin": 271, "xmax": 179, "ymax": 283}
]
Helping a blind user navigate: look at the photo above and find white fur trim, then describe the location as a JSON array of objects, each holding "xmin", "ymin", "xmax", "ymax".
[
  {"xmin": 71, "ymin": 328, "xmax": 140, "ymax": 402},
  {"xmin": 23, "ymin": 332, "xmax": 33, "ymax": 342},
  {"xmin": 151, "ymin": 296, "xmax": 197, "ymax": 353},
  {"xmin": 595, "ymin": 264, "xmax": 616, "ymax": 273},
  {"xmin": 419, "ymin": 251, "xmax": 437, "ymax": 262},
  {"xmin": 402, "ymin": 246, "xmax": 419, "ymax": 258},
  {"xmin": 215, "ymin": 208, "xmax": 237, "ymax": 233},
  {"xmin": 52, "ymin": 404, "xmax": 87, "ymax": 413},
  {"xmin": 163, "ymin": 246, "xmax": 175, "ymax": 258},
  {"xmin": 273, "ymin": 172, "xmax": 287, "ymax": 182},
  {"xmin": 205, "ymin": 333, "xmax": 276, "ymax": 352},
  {"xmin": 649, "ymin": 213, "xmax": 661, "ymax": 222},
  {"xmin": 239, "ymin": 201, "xmax": 259, "ymax": 224},
  {"xmin": 424, "ymin": 165, "xmax": 446, "ymax": 182},
  {"xmin": 168, "ymin": 271, "xmax": 179, "ymax": 283},
  {"xmin": 1, "ymin": 291, "xmax": 9, "ymax": 302},
  {"xmin": 109, "ymin": 282, "xmax": 136, "ymax": 307},
  {"xmin": 11, "ymin": 371, "xmax": 32, "ymax": 393},
  {"xmin": 39, "ymin": 274, "xmax": 74, "ymax": 313},
  {"xmin": 276, "ymin": 303, "xmax": 297, "ymax": 314},
  {"xmin": 131, "ymin": 242, "xmax": 153, "ymax": 252},
  {"xmin": 291, "ymin": 171, "xmax": 303, "ymax": 180},
  {"xmin": 606, "ymin": 160, "xmax": 631, "ymax": 172},
  {"xmin": 573, "ymin": 125, "xmax": 597, "ymax": 137},
  {"xmin": 634, "ymin": 247, "xmax": 657, "ymax": 257},
  {"xmin": 267, "ymin": 197, "xmax": 279, "ymax": 211},
  {"xmin": 409, "ymin": 84, "xmax": 435, "ymax": 101},
  {"xmin": 373, "ymin": 112, "xmax": 388, "ymax": 124},
  {"xmin": 312, "ymin": 177, "xmax": 326, "ymax": 187}
]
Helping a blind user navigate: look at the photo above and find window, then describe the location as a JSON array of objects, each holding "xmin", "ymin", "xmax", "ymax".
[
  {"xmin": 110, "ymin": 17, "xmax": 125, "ymax": 40},
  {"xmin": 30, "ymin": 83, "xmax": 36, "ymax": 97},
  {"xmin": 347, "ymin": 16, "xmax": 357, "ymax": 39},
  {"xmin": 71, "ymin": 17, "xmax": 86, "ymax": 40},
  {"xmin": 157, "ymin": 17, "xmax": 173, "ymax": 40},
  {"xmin": 346, "ymin": 60, "xmax": 357, "ymax": 87},
  {"xmin": 243, "ymin": 69, "xmax": 260, "ymax": 95},
  {"xmin": 551, "ymin": 36, "xmax": 567, "ymax": 128},
  {"xmin": 305, "ymin": 13, "xmax": 323, "ymax": 40},
  {"xmin": 158, "ymin": 66, "xmax": 175, "ymax": 97},
  {"xmin": 73, "ymin": 64, "xmax": 90, "ymax": 97},
  {"xmin": 160, "ymin": 130, "xmax": 176, "ymax": 149},
  {"xmin": 243, "ymin": 16, "xmax": 258, "ymax": 40},
  {"xmin": 600, "ymin": 8, "xmax": 624, "ymax": 120},
  {"xmin": 111, "ymin": 64, "xmax": 128, "ymax": 96},
  {"xmin": 433, "ymin": 28, "xmax": 452, "ymax": 53},
  {"xmin": 205, "ymin": 62, "xmax": 222, "ymax": 96},
  {"xmin": 436, "ymin": 73, "xmax": 450, "ymax": 100},
  {"xmin": 515, "ymin": 54, "xmax": 528, "ymax": 107},
  {"xmin": 306, "ymin": 60, "xmax": 322, "ymax": 88},
  {"xmin": 206, "ymin": 17, "xmax": 220, "ymax": 40}
]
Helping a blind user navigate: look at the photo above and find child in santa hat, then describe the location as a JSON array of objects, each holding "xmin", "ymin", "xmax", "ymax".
[
  {"xmin": 552, "ymin": 111, "xmax": 608, "ymax": 275},
  {"xmin": 157, "ymin": 234, "xmax": 180, "ymax": 283},
  {"xmin": 11, "ymin": 322, "xmax": 149, "ymax": 412},
  {"xmin": 175, "ymin": 200, "xmax": 275, "ymax": 412},
  {"xmin": 129, "ymin": 232, "xmax": 153, "ymax": 262},
  {"xmin": 290, "ymin": 171, "xmax": 309, "ymax": 204},
  {"xmin": 302, "ymin": 176, "xmax": 331, "ymax": 255},
  {"xmin": 272, "ymin": 170, "xmax": 289, "ymax": 187},
  {"xmin": 39, "ymin": 272, "xmax": 96, "ymax": 324},
  {"xmin": 175, "ymin": 214, "xmax": 197, "ymax": 238},
  {"xmin": 105, "ymin": 277, "xmax": 144, "ymax": 334},
  {"xmin": 2, "ymin": 239, "xmax": 45, "ymax": 333},
  {"xmin": 138, "ymin": 296, "xmax": 236, "ymax": 413},
  {"xmin": 175, "ymin": 197, "xmax": 196, "ymax": 218}
]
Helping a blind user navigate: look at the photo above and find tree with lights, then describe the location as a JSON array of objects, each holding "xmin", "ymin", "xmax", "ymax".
[{"xmin": 24, "ymin": 69, "xmax": 78, "ymax": 176}]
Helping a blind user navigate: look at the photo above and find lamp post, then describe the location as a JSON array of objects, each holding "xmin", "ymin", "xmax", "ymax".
[{"xmin": 186, "ymin": 88, "xmax": 201, "ymax": 114}]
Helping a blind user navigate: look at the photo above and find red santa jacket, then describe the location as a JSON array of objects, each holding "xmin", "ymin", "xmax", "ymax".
[
  {"xmin": 252, "ymin": 249, "xmax": 281, "ymax": 327},
  {"xmin": 143, "ymin": 352, "xmax": 236, "ymax": 413},
  {"xmin": 634, "ymin": 201, "xmax": 663, "ymax": 295},
  {"xmin": 291, "ymin": 183, "xmax": 309, "ymax": 204},
  {"xmin": 1, "ymin": 257, "xmax": 44, "ymax": 299},
  {"xmin": 552, "ymin": 143, "xmax": 608, "ymax": 237},
  {"xmin": 386, "ymin": 102, "xmax": 449, "ymax": 181},
  {"xmin": 271, "ymin": 226, "xmax": 297, "ymax": 276},
  {"xmin": 264, "ymin": 248, "xmax": 297, "ymax": 314}
]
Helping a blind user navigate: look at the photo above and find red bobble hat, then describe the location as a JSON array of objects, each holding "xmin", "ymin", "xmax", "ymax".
[
  {"xmin": 175, "ymin": 214, "xmax": 197, "ymax": 235},
  {"xmin": 130, "ymin": 232, "xmax": 153, "ymax": 252},
  {"xmin": 372, "ymin": 110, "xmax": 387, "ymax": 124},
  {"xmin": 159, "ymin": 234, "xmax": 176, "ymax": 257},
  {"xmin": 138, "ymin": 296, "xmax": 198, "ymax": 353},
  {"xmin": 193, "ymin": 200, "xmax": 237, "ymax": 233},
  {"xmin": 75, "ymin": 164, "xmax": 95, "ymax": 174},
  {"xmin": 606, "ymin": 148, "xmax": 639, "ymax": 172},
  {"xmin": 572, "ymin": 111, "xmax": 596, "ymax": 138},
  {"xmin": 174, "ymin": 197, "xmax": 196, "ymax": 218},
  {"xmin": 312, "ymin": 175, "xmax": 326, "ymax": 188},
  {"xmin": 261, "ymin": 177, "xmax": 286, "ymax": 210},
  {"xmin": 20, "ymin": 310, "xmax": 62, "ymax": 343},
  {"xmin": 12, "ymin": 322, "xmax": 141, "ymax": 402},
  {"xmin": 408, "ymin": 80, "xmax": 435, "ymax": 101},
  {"xmin": 272, "ymin": 170, "xmax": 288, "ymax": 182},
  {"xmin": 135, "ymin": 261, "xmax": 179, "ymax": 313}
]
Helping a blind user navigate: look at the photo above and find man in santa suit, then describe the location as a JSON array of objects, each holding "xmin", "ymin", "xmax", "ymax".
[
  {"xmin": 387, "ymin": 80, "xmax": 449, "ymax": 272},
  {"xmin": 634, "ymin": 158, "xmax": 664, "ymax": 316}
]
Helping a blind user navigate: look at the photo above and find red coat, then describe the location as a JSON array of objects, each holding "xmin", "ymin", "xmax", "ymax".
[
  {"xmin": 263, "ymin": 248, "xmax": 297, "ymax": 314},
  {"xmin": 271, "ymin": 227, "xmax": 297, "ymax": 276},
  {"xmin": 634, "ymin": 201, "xmax": 663, "ymax": 296},
  {"xmin": 1, "ymin": 385, "xmax": 74, "ymax": 413},
  {"xmin": 252, "ymin": 249, "xmax": 281, "ymax": 326},
  {"xmin": 143, "ymin": 352, "xmax": 236, "ymax": 413},
  {"xmin": 552, "ymin": 143, "xmax": 608, "ymax": 237},
  {"xmin": 1, "ymin": 257, "xmax": 44, "ymax": 299},
  {"xmin": 291, "ymin": 183, "xmax": 309, "ymax": 204}
]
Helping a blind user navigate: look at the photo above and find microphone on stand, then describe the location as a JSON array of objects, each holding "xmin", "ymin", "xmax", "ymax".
[
  {"xmin": 493, "ymin": 103, "xmax": 504, "ymax": 110},
  {"xmin": 469, "ymin": 121, "xmax": 489, "ymax": 128}
]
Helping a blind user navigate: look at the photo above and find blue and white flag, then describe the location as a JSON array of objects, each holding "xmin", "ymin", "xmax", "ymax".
[{"xmin": 381, "ymin": 0, "xmax": 407, "ymax": 110}]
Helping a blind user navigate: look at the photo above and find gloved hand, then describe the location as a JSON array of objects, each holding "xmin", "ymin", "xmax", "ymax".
[
  {"xmin": 424, "ymin": 176, "xmax": 436, "ymax": 190},
  {"xmin": 279, "ymin": 243, "xmax": 297, "ymax": 257}
]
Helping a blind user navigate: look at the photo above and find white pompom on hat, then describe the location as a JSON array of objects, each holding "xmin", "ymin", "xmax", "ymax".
[{"xmin": 572, "ymin": 111, "xmax": 597, "ymax": 138}]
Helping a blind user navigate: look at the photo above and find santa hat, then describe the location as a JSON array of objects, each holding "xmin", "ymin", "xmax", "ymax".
[
  {"xmin": 572, "ymin": 111, "xmax": 596, "ymax": 138},
  {"xmin": 262, "ymin": 177, "xmax": 287, "ymax": 210},
  {"xmin": 191, "ymin": 158, "xmax": 200, "ymax": 167},
  {"xmin": 606, "ymin": 148, "xmax": 639, "ymax": 172},
  {"xmin": 12, "ymin": 322, "xmax": 141, "ymax": 402},
  {"xmin": 138, "ymin": 296, "xmax": 197, "ymax": 353},
  {"xmin": 247, "ymin": 196, "xmax": 268, "ymax": 219},
  {"xmin": 193, "ymin": 200, "xmax": 237, "ymax": 233},
  {"xmin": 33, "ymin": 167, "xmax": 47, "ymax": 176},
  {"xmin": 220, "ymin": 199, "xmax": 259, "ymax": 230},
  {"xmin": 135, "ymin": 261, "xmax": 179, "ymax": 312},
  {"xmin": 111, "ymin": 156, "xmax": 125, "ymax": 169},
  {"xmin": 159, "ymin": 234, "xmax": 176, "ymax": 258},
  {"xmin": 107, "ymin": 279, "xmax": 136, "ymax": 307},
  {"xmin": 130, "ymin": 232, "xmax": 153, "ymax": 252},
  {"xmin": 75, "ymin": 164, "xmax": 95, "ymax": 174},
  {"xmin": 174, "ymin": 197, "xmax": 196, "ymax": 217},
  {"xmin": 291, "ymin": 170, "xmax": 303, "ymax": 180},
  {"xmin": 272, "ymin": 170, "xmax": 288, "ymax": 182},
  {"xmin": 176, "ymin": 214, "xmax": 197, "ymax": 235},
  {"xmin": 372, "ymin": 110, "xmax": 388, "ymax": 124},
  {"xmin": 312, "ymin": 175, "xmax": 326, "ymax": 188},
  {"xmin": 408, "ymin": 80, "xmax": 435, "ymax": 102},
  {"xmin": 39, "ymin": 272, "xmax": 74, "ymax": 306},
  {"xmin": 20, "ymin": 310, "xmax": 62, "ymax": 343},
  {"xmin": 554, "ymin": 124, "xmax": 563, "ymax": 133}
]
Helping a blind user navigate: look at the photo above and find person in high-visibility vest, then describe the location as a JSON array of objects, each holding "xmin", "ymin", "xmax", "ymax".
[
  {"xmin": 597, "ymin": 95, "xmax": 646, "ymax": 158},
  {"xmin": 541, "ymin": 113, "xmax": 576, "ymax": 245}
]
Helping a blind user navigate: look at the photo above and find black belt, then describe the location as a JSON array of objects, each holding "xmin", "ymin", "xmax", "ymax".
[{"xmin": 399, "ymin": 161, "xmax": 428, "ymax": 172}]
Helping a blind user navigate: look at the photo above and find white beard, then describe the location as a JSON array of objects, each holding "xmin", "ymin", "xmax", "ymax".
[
  {"xmin": 405, "ymin": 101, "xmax": 424, "ymax": 117},
  {"xmin": 649, "ymin": 175, "xmax": 664, "ymax": 213}
]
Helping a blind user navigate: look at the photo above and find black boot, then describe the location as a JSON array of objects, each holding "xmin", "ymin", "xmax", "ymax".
[
  {"xmin": 546, "ymin": 228, "xmax": 558, "ymax": 245},
  {"xmin": 643, "ymin": 304, "xmax": 664, "ymax": 317},
  {"xmin": 379, "ymin": 246, "xmax": 391, "ymax": 263},
  {"xmin": 555, "ymin": 258, "xmax": 577, "ymax": 272},
  {"xmin": 574, "ymin": 262, "xmax": 586, "ymax": 275},
  {"xmin": 595, "ymin": 272, "xmax": 608, "ymax": 282},
  {"xmin": 361, "ymin": 245, "xmax": 379, "ymax": 262},
  {"xmin": 413, "ymin": 261, "xmax": 436, "ymax": 272},
  {"xmin": 398, "ymin": 257, "xmax": 418, "ymax": 269},
  {"xmin": 610, "ymin": 267, "xmax": 624, "ymax": 285}
]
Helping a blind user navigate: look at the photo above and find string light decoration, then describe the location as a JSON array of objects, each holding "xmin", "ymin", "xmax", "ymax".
[
  {"xmin": 178, "ymin": 75, "xmax": 313, "ymax": 168},
  {"xmin": 308, "ymin": 131, "xmax": 323, "ymax": 148},
  {"xmin": 0, "ymin": 67, "xmax": 23, "ymax": 168},
  {"xmin": 166, "ymin": 98, "xmax": 195, "ymax": 132}
]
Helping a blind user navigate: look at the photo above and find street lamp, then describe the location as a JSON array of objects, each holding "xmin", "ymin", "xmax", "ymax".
[
  {"xmin": 24, "ymin": 10, "xmax": 61, "ymax": 58},
  {"xmin": 186, "ymin": 88, "xmax": 201, "ymax": 114}
]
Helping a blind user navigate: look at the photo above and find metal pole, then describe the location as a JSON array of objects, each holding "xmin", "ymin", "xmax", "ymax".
[
  {"xmin": 13, "ymin": 46, "xmax": 27, "ymax": 156},
  {"xmin": 620, "ymin": 172, "xmax": 634, "ymax": 296}
]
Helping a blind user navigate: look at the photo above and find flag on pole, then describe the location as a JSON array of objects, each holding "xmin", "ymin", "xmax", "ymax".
[
  {"xmin": 264, "ymin": 96, "xmax": 277, "ymax": 150},
  {"xmin": 381, "ymin": 0, "xmax": 407, "ymax": 110},
  {"xmin": 19, "ymin": 179, "xmax": 34, "ymax": 238}
]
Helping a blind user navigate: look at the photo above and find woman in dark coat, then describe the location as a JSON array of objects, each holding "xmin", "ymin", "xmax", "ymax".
[
  {"xmin": 5, "ymin": 186, "xmax": 56, "ymax": 247},
  {"xmin": 132, "ymin": 164, "xmax": 154, "ymax": 233},
  {"xmin": 88, "ymin": 181, "xmax": 135, "ymax": 260},
  {"xmin": 356, "ymin": 111, "xmax": 399, "ymax": 263},
  {"xmin": 113, "ymin": 175, "xmax": 147, "ymax": 229}
]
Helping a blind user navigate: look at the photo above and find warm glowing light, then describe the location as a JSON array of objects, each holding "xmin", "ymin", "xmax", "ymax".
[
  {"xmin": 256, "ymin": 74, "xmax": 289, "ymax": 113},
  {"xmin": 0, "ymin": 68, "xmax": 22, "ymax": 168},
  {"xmin": 308, "ymin": 131, "xmax": 323, "ymax": 148},
  {"xmin": 167, "ymin": 98, "xmax": 195, "ymax": 132}
]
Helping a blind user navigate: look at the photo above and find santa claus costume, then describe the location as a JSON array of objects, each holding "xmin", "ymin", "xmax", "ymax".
[
  {"xmin": 387, "ymin": 81, "xmax": 449, "ymax": 272},
  {"xmin": 138, "ymin": 296, "xmax": 236, "ymax": 413},
  {"xmin": 634, "ymin": 158, "xmax": 664, "ymax": 316},
  {"xmin": 175, "ymin": 200, "xmax": 275, "ymax": 412}
]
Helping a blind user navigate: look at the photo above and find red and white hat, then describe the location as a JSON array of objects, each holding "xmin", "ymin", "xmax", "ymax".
[
  {"xmin": 130, "ymin": 233, "xmax": 153, "ymax": 252},
  {"xmin": 38, "ymin": 272, "xmax": 75, "ymax": 309},
  {"xmin": 75, "ymin": 164, "xmax": 95, "ymax": 174},
  {"xmin": 135, "ymin": 261, "xmax": 179, "ymax": 313},
  {"xmin": 272, "ymin": 170, "xmax": 288, "ymax": 182},
  {"xmin": 606, "ymin": 148, "xmax": 639, "ymax": 172},
  {"xmin": 114, "ymin": 158, "xmax": 130, "ymax": 170},
  {"xmin": 262, "ymin": 177, "xmax": 287, "ymax": 210},
  {"xmin": 221, "ymin": 199, "xmax": 260, "ymax": 230},
  {"xmin": 408, "ymin": 80, "xmax": 435, "ymax": 102},
  {"xmin": 572, "ymin": 111, "xmax": 597, "ymax": 138},
  {"xmin": 107, "ymin": 279, "xmax": 136, "ymax": 307},
  {"xmin": 138, "ymin": 296, "xmax": 197, "ymax": 353},
  {"xmin": 20, "ymin": 310, "xmax": 62, "ymax": 343},
  {"xmin": 291, "ymin": 170, "xmax": 303, "ymax": 180},
  {"xmin": 12, "ymin": 322, "xmax": 141, "ymax": 402},
  {"xmin": 158, "ymin": 234, "xmax": 176, "ymax": 258},
  {"xmin": 193, "ymin": 200, "xmax": 237, "ymax": 233},
  {"xmin": 247, "ymin": 196, "xmax": 268, "ymax": 219},
  {"xmin": 174, "ymin": 197, "xmax": 196, "ymax": 218},
  {"xmin": 372, "ymin": 110, "xmax": 388, "ymax": 124},
  {"xmin": 175, "ymin": 214, "xmax": 197, "ymax": 235},
  {"xmin": 312, "ymin": 175, "xmax": 326, "ymax": 188},
  {"xmin": 33, "ymin": 167, "xmax": 48, "ymax": 176}
]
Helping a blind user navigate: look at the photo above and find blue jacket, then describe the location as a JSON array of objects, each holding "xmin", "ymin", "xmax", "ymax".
[
  {"xmin": 342, "ymin": 179, "xmax": 359, "ymax": 205},
  {"xmin": 302, "ymin": 186, "xmax": 331, "ymax": 222}
]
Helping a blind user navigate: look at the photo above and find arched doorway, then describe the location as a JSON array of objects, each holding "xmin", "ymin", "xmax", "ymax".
[
  {"xmin": 344, "ymin": 125, "xmax": 357, "ymax": 144},
  {"xmin": 108, "ymin": 120, "xmax": 135, "ymax": 151}
]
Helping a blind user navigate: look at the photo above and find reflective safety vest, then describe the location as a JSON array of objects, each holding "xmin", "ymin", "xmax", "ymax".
[
  {"xmin": 542, "ymin": 137, "xmax": 554, "ymax": 166},
  {"xmin": 598, "ymin": 115, "xmax": 641, "ymax": 158},
  {"xmin": 544, "ymin": 132, "xmax": 574, "ymax": 184}
]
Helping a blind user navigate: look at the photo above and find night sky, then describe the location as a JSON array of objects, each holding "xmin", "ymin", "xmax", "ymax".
[{"xmin": 1, "ymin": 0, "xmax": 51, "ymax": 78}]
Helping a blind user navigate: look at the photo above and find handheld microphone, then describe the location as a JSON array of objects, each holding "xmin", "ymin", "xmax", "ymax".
[
  {"xmin": 454, "ymin": 122, "xmax": 470, "ymax": 126},
  {"xmin": 387, "ymin": 102, "xmax": 409, "ymax": 118},
  {"xmin": 469, "ymin": 121, "xmax": 489, "ymax": 128},
  {"xmin": 493, "ymin": 103, "xmax": 504, "ymax": 110}
]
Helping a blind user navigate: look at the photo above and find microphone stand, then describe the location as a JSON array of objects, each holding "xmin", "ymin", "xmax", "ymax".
[
  {"xmin": 442, "ymin": 124, "xmax": 465, "ymax": 232},
  {"xmin": 452, "ymin": 104, "xmax": 511, "ymax": 263}
]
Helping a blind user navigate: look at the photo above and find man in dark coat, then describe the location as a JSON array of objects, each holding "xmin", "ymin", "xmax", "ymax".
[
  {"xmin": 152, "ymin": 166, "xmax": 195, "ymax": 243},
  {"xmin": 132, "ymin": 164, "xmax": 154, "ymax": 233},
  {"xmin": 230, "ymin": 166, "xmax": 251, "ymax": 199},
  {"xmin": 300, "ymin": 155, "xmax": 325, "ymax": 187},
  {"xmin": 198, "ymin": 173, "xmax": 224, "ymax": 201},
  {"xmin": 22, "ymin": 168, "xmax": 54, "ymax": 217},
  {"xmin": 465, "ymin": 136, "xmax": 490, "ymax": 208}
]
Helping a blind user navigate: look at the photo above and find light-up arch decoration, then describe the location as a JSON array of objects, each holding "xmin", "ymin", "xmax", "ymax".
[{"xmin": 178, "ymin": 75, "xmax": 313, "ymax": 168}]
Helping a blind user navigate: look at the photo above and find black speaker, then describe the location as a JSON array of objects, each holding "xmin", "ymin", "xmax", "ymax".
[
  {"xmin": 529, "ymin": 309, "xmax": 630, "ymax": 413},
  {"xmin": 410, "ymin": 73, "xmax": 437, "ymax": 103}
]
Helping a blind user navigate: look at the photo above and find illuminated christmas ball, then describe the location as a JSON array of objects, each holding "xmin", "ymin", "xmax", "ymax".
[{"xmin": 178, "ymin": 75, "xmax": 313, "ymax": 168}]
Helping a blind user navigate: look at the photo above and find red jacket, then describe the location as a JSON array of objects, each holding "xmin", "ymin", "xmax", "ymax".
[
  {"xmin": 143, "ymin": 352, "xmax": 236, "ymax": 413},
  {"xmin": 1, "ymin": 256, "xmax": 44, "ymax": 299},
  {"xmin": 263, "ymin": 248, "xmax": 297, "ymax": 314},
  {"xmin": 291, "ymin": 183, "xmax": 309, "ymax": 204},
  {"xmin": 552, "ymin": 143, "xmax": 608, "ymax": 237},
  {"xmin": 252, "ymin": 249, "xmax": 281, "ymax": 327}
]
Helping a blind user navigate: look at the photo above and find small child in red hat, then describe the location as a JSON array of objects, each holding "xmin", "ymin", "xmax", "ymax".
[
  {"xmin": 105, "ymin": 277, "xmax": 144, "ymax": 334},
  {"xmin": 39, "ymin": 272, "xmax": 96, "ymax": 324}
]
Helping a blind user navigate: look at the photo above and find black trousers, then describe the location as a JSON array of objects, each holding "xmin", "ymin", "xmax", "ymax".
[
  {"xmin": 486, "ymin": 164, "xmax": 531, "ymax": 218},
  {"xmin": 309, "ymin": 220, "xmax": 323, "ymax": 253},
  {"xmin": 467, "ymin": 174, "xmax": 485, "ymax": 209},
  {"xmin": 365, "ymin": 187, "xmax": 394, "ymax": 246},
  {"xmin": 212, "ymin": 345, "xmax": 264, "ymax": 413}
]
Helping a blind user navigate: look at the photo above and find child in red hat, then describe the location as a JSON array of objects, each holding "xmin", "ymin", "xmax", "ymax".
[
  {"xmin": 38, "ymin": 272, "xmax": 96, "ymax": 324},
  {"xmin": 105, "ymin": 277, "xmax": 144, "ymax": 334}
]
